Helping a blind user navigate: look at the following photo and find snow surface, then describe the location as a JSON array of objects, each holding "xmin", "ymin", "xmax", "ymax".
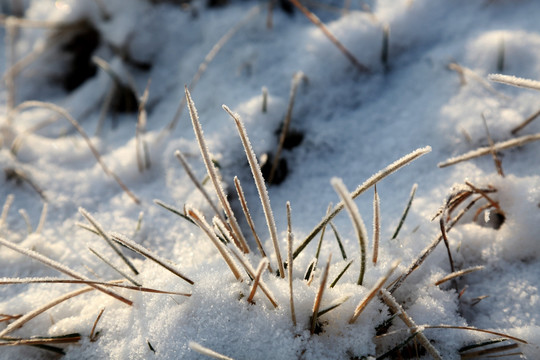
[{"xmin": 1, "ymin": 0, "xmax": 540, "ymax": 359}]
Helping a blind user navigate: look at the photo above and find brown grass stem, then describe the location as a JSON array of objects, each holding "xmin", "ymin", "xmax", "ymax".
[
  {"xmin": 331, "ymin": 178, "xmax": 367, "ymax": 285},
  {"xmin": 111, "ymin": 232, "xmax": 194, "ymax": 285},
  {"xmin": 294, "ymin": 146, "xmax": 431, "ymax": 259},
  {"xmin": 286, "ymin": 202, "xmax": 297, "ymax": 326},
  {"xmin": 372, "ymin": 185, "xmax": 380, "ymax": 265},
  {"xmin": 434, "ymin": 266, "xmax": 484, "ymax": 286},
  {"xmin": 247, "ymin": 258, "xmax": 269, "ymax": 304},
  {"xmin": 186, "ymin": 89, "xmax": 250, "ymax": 254},
  {"xmin": 438, "ymin": 133, "xmax": 540, "ymax": 168},
  {"xmin": 233, "ymin": 177, "xmax": 273, "ymax": 273},
  {"xmin": 349, "ymin": 259, "xmax": 399, "ymax": 324},
  {"xmin": 223, "ymin": 105, "xmax": 284, "ymax": 277},
  {"xmin": 391, "ymin": 183, "xmax": 417, "ymax": 240},
  {"xmin": 310, "ymin": 254, "xmax": 331, "ymax": 334},
  {"xmin": 9, "ymin": 101, "xmax": 140, "ymax": 204},
  {"xmin": 268, "ymin": 72, "xmax": 303, "ymax": 184},
  {"xmin": 511, "ymin": 108, "xmax": 540, "ymax": 134},
  {"xmin": 379, "ymin": 289, "xmax": 443, "ymax": 360},
  {"xmin": 0, "ymin": 237, "xmax": 132, "ymax": 306},
  {"xmin": 288, "ymin": 0, "xmax": 370, "ymax": 73},
  {"xmin": 189, "ymin": 341, "xmax": 236, "ymax": 360}
]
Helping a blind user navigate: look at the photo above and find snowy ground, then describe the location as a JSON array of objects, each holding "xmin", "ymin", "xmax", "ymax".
[{"xmin": 1, "ymin": 0, "xmax": 540, "ymax": 359}]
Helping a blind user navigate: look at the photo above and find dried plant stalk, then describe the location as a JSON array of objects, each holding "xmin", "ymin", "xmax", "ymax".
[
  {"xmin": 88, "ymin": 247, "xmax": 141, "ymax": 286},
  {"xmin": 331, "ymin": 178, "xmax": 367, "ymax": 286},
  {"xmin": 189, "ymin": 341, "xmax": 236, "ymax": 360},
  {"xmin": 165, "ymin": 5, "xmax": 262, "ymax": 133},
  {"xmin": 223, "ymin": 105, "xmax": 284, "ymax": 277},
  {"xmin": 438, "ymin": 133, "xmax": 540, "ymax": 168},
  {"xmin": 294, "ymin": 146, "xmax": 431, "ymax": 259},
  {"xmin": 80, "ymin": 208, "xmax": 139, "ymax": 275},
  {"xmin": 247, "ymin": 258, "xmax": 269, "ymax": 304},
  {"xmin": 90, "ymin": 308, "xmax": 105, "ymax": 342},
  {"xmin": 310, "ymin": 254, "xmax": 332, "ymax": 334},
  {"xmin": 288, "ymin": 0, "xmax": 369, "ymax": 73},
  {"xmin": 349, "ymin": 260, "xmax": 399, "ymax": 324},
  {"xmin": 0, "ymin": 237, "xmax": 132, "ymax": 306},
  {"xmin": 35, "ymin": 202, "xmax": 48, "ymax": 234},
  {"xmin": 482, "ymin": 114, "xmax": 504, "ymax": 176},
  {"xmin": 227, "ymin": 244, "xmax": 279, "ymax": 308},
  {"xmin": 111, "ymin": 232, "xmax": 194, "ymax": 285},
  {"xmin": 9, "ymin": 101, "xmax": 140, "ymax": 204},
  {"xmin": 268, "ymin": 72, "xmax": 303, "ymax": 184},
  {"xmin": 423, "ymin": 325, "xmax": 527, "ymax": 344},
  {"xmin": 0, "ymin": 286, "xmax": 95, "ymax": 337},
  {"xmin": 488, "ymin": 73, "xmax": 540, "ymax": 91},
  {"xmin": 379, "ymin": 289, "xmax": 443, "ymax": 360},
  {"xmin": 234, "ymin": 176, "xmax": 272, "ymax": 272},
  {"xmin": 187, "ymin": 209, "xmax": 243, "ymax": 281},
  {"xmin": 372, "ymin": 185, "xmax": 380, "ymax": 265},
  {"xmin": 511, "ymin": 108, "xmax": 540, "ymax": 134},
  {"xmin": 286, "ymin": 202, "xmax": 297, "ymax": 326},
  {"xmin": 434, "ymin": 265, "xmax": 484, "ymax": 286},
  {"xmin": 186, "ymin": 89, "xmax": 250, "ymax": 254},
  {"xmin": 176, "ymin": 150, "xmax": 224, "ymax": 224}
]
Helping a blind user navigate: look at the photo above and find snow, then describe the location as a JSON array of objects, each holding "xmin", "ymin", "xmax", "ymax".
[{"xmin": 1, "ymin": 0, "xmax": 540, "ymax": 358}]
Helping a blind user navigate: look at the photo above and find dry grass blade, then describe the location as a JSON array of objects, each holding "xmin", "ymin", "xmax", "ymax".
[
  {"xmin": 465, "ymin": 181, "xmax": 503, "ymax": 215},
  {"xmin": 438, "ymin": 132, "xmax": 540, "ymax": 168},
  {"xmin": 164, "ymin": 5, "xmax": 262, "ymax": 133},
  {"xmin": 391, "ymin": 183, "xmax": 417, "ymax": 240},
  {"xmin": 310, "ymin": 254, "xmax": 332, "ymax": 334},
  {"xmin": 294, "ymin": 146, "xmax": 431, "ymax": 259},
  {"xmin": 379, "ymin": 289, "xmax": 443, "ymax": 360},
  {"xmin": 268, "ymin": 71, "xmax": 304, "ymax": 184},
  {"xmin": 434, "ymin": 265, "xmax": 484, "ymax": 286},
  {"xmin": 461, "ymin": 343, "xmax": 520, "ymax": 359},
  {"xmin": 186, "ymin": 89, "xmax": 249, "ymax": 254},
  {"xmin": 0, "ymin": 334, "xmax": 82, "ymax": 346},
  {"xmin": 136, "ymin": 79, "xmax": 151, "ymax": 172},
  {"xmin": 288, "ymin": 0, "xmax": 369, "ymax": 73},
  {"xmin": 439, "ymin": 217, "xmax": 455, "ymax": 273},
  {"xmin": 0, "ymin": 237, "xmax": 132, "ymax": 306},
  {"xmin": 247, "ymin": 258, "xmax": 269, "ymax": 304},
  {"xmin": 233, "ymin": 177, "xmax": 273, "ymax": 273},
  {"xmin": 88, "ymin": 247, "xmax": 141, "ymax": 286},
  {"xmin": 153, "ymin": 199, "xmax": 196, "ymax": 226},
  {"xmin": 482, "ymin": 114, "xmax": 504, "ymax": 176},
  {"xmin": 511, "ymin": 108, "xmax": 540, "ymax": 134},
  {"xmin": 9, "ymin": 101, "xmax": 140, "ymax": 204},
  {"xmin": 286, "ymin": 202, "xmax": 296, "ymax": 326},
  {"xmin": 90, "ymin": 308, "xmax": 105, "ymax": 342},
  {"xmin": 422, "ymin": 325, "xmax": 527, "ymax": 344},
  {"xmin": 18, "ymin": 209, "xmax": 32, "ymax": 234},
  {"xmin": 227, "ymin": 244, "xmax": 279, "ymax": 308},
  {"xmin": 331, "ymin": 178, "xmax": 367, "ymax": 286},
  {"xmin": 189, "ymin": 341, "xmax": 235, "ymax": 360},
  {"xmin": 176, "ymin": 150, "xmax": 224, "ymax": 224},
  {"xmin": 186, "ymin": 209, "xmax": 243, "ymax": 281},
  {"xmin": 317, "ymin": 295, "xmax": 350, "ymax": 317},
  {"xmin": 448, "ymin": 63, "xmax": 508, "ymax": 99},
  {"xmin": 349, "ymin": 260, "xmax": 399, "ymax": 324},
  {"xmin": 223, "ymin": 105, "xmax": 284, "ymax": 277},
  {"xmin": 372, "ymin": 185, "xmax": 380, "ymax": 265},
  {"xmin": 35, "ymin": 202, "xmax": 48, "ymax": 234},
  {"xmin": 111, "ymin": 232, "xmax": 194, "ymax": 285},
  {"xmin": 0, "ymin": 278, "xmax": 191, "ymax": 296},
  {"xmin": 488, "ymin": 73, "xmax": 540, "ymax": 91},
  {"xmin": 0, "ymin": 194, "xmax": 14, "ymax": 230},
  {"xmin": 80, "ymin": 208, "xmax": 139, "ymax": 275},
  {"xmin": 0, "ymin": 286, "xmax": 94, "ymax": 337}
]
